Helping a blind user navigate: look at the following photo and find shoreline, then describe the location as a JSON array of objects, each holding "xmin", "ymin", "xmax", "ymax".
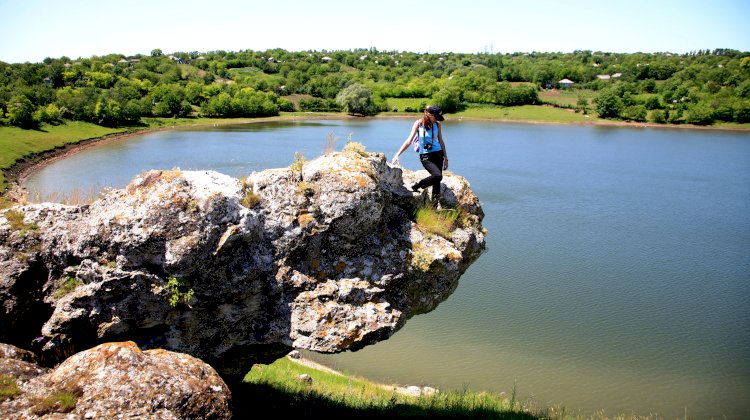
[{"xmin": 7, "ymin": 113, "xmax": 749, "ymax": 198}]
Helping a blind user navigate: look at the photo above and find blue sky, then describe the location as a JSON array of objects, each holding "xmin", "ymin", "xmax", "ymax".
[{"xmin": 1, "ymin": 0, "xmax": 749, "ymax": 63}]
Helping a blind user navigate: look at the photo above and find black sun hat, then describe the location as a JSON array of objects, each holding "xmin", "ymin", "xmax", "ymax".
[{"xmin": 426, "ymin": 105, "xmax": 445, "ymax": 121}]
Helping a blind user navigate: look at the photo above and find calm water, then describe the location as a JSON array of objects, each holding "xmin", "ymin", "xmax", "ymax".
[{"xmin": 24, "ymin": 119, "xmax": 750, "ymax": 418}]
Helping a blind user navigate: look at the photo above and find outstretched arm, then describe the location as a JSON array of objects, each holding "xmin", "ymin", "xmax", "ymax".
[{"xmin": 391, "ymin": 120, "xmax": 420, "ymax": 165}]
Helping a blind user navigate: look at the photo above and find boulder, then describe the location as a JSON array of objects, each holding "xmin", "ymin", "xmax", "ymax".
[
  {"xmin": 0, "ymin": 151, "xmax": 485, "ymax": 381},
  {"xmin": 0, "ymin": 341, "xmax": 231, "ymax": 419}
]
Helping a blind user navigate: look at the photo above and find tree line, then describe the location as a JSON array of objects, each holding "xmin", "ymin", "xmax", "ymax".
[{"xmin": 1, "ymin": 47, "xmax": 748, "ymax": 127}]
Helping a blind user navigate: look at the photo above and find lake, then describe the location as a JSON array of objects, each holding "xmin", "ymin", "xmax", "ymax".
[{"xmin": 23, "ymin": 118, "xmax": 750, "ymax": 419}]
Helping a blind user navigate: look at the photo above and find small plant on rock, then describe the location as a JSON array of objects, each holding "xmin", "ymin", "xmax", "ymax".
[
  {"xmin": 241, "ymin": 190, "xmax": 261, "ymax": 208},
  {"xmin": 0, "ymin": 374, "xmax": 21, "ymax": 401},
  {"xmin": 166, "ymin": 276, "xmax": 194, "ymax": 307},
  {"xmin": 410, "ymin": 243, "xmax": 433, "ymax": 272},
  {"xmin": 31, "ymin": 387, "xmax": 83, "ymax": 415},
  {"xmin": 290, "ymin": 152, "xmax": 305, "ymax": 179},
  {"xmin": 53, "ymin": 276, "xmax": 83, "ymax": 299},
  {"xmin": 343, "ymin": 133, "xmax": 367, "ymax": 155},
  {"xmin": 414, "ymin": 204, "xmax": 461, "ymax": 239},
  {"xmin": 4, "ymin": 209, "xmax": 39, "ymax": 234}
]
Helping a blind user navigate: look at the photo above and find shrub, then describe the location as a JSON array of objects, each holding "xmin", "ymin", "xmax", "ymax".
[
  {"xmin": 241, "ymin": 190, "xmax": 261, "ymax": 208},
  {"xmin": 343, "ymin": 141, "xmax": 366, "ymax": 155},
  {"xmin": 166, "ymin": 276, "xmax": 194, "ymax": 307},
  {"xmin": 649, "ymin": 109, "xmax": 666, "ymax": 123},
  {"xmin": 290, "ymin": 152, "xmax": 305, "ymax": 175},
  {"xmin": 622, "ymin": 105, "xmax": 647, "ymax": 122},
  {"xmin": 684, "ymin": 103, "xmax": 714, "ymax": 125}
]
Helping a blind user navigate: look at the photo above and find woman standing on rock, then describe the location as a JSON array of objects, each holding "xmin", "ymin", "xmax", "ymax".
[{"xmin": 391, "ymin": 105, "xmax": 449, "ymax": 202}]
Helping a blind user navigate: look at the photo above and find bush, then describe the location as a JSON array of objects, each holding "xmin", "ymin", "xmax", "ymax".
[
  {"xmin": 299, "ymin": 98, "xmax": 340, "ymax": 112},
  {"xmin": 649, "ymin": 109, "xmax": 666, "ymax": 123},
  {"xmin": 684, "ymin": 103, "xmax": 714, "ymax": 125},
  {"xmin": 335, "ymin": 83, "xmax": 377, "ymax": 116},
  {"xmin": 278, "ymin": 97, "xmax": 295, "ymax": 112},
  {"xmin": 7, "ymin": 95, "xmax": 36, "ymax": 127},
  {"xmin": 622, "ymin": 105, "xmax": 647, "ymax": 122},
  {"xmin": 594, "ymin": 88, "xmax": 623, "ymax": 119}
]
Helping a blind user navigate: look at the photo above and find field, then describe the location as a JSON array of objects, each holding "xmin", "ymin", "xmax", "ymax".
[
  {"xmin": 455, "ymin": 104, "xmax": 593, "ymax": 123},
  {"xmin": 0, "ymin": 122, "xmax": 127, "ymax": 192},
  {"xmin": 538, "ymin": 88, "xmax": 597, "ymax": 108}
]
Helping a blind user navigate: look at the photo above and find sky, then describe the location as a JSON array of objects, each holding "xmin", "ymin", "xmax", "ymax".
[{"xmin": 1, "ymin": 0, "xmax": 749, "ymax": 63}]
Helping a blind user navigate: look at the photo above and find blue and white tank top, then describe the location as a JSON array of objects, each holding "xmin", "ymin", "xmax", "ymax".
[{"xmin": 417, "ymin": 122, "xmax": 442, "ymax": 154}]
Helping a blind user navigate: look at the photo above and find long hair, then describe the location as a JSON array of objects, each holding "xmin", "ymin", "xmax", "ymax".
[{"xmin": 421, "ymin": 107, "xmax": 434, "ymax": 131}]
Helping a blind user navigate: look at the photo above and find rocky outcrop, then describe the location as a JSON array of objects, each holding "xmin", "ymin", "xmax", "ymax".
[
  {"xmin": 0, "ymin": 341, "xmax": 231, "ymax": 419},
  {"xmin": 0, "ymin": 150, "xmax": 485, "ymax": 381}
]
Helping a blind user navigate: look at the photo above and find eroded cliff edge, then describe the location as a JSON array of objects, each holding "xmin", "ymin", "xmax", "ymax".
[{"xmin": 0, "ymin": 150, "xmax": 485, "ymax": 381}]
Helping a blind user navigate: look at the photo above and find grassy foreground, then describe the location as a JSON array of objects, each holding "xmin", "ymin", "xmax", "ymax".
[
  {"xmin": 237, "ymin": 356, "xmax": 539, "ymax": 419},
  {"xmin": 237, "ymin": 356, "xmax": 668, "ymax": 419}
]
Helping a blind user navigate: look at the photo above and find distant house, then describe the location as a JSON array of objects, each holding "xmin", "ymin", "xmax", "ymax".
[
  {"xmin": 596, "ymin": 74, "xmax": 610, "ymax": 80},
  {"xmin": 558, "ymin": 78, "xmax": 574, "ymax": 88},
  {"xmin": 611, "ymin": 73, "xmax": 622, "ymax": 78},
  {"xmin": 321, "ymin": 56, "xmax": 332, "ymax": 62}
]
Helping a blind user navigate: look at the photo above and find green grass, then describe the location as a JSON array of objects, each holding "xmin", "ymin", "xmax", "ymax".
[
  {"xmin": 538, "ymin": 89, "xmax": 597, "ymax": 107},
  {"xmin": 0, "ymin": 116, "xmax": 309, "ymax": 193},
  {"xmin": 454, "ymin": 104, "xmax": 594, "ymax": 123},
  {"xmin": 31, "ymin": 388, "xmax": 82, "ymax": 415},
  {"xmin": 53, "ymin": 276, "xmax": 83, "ymax": 299},
  {"xmin": 236, "ymin": 357, "xmax": 675, "ymax": 419},
  {"xmin": 415, "ymin": 204, "xmax": 461, "ymax": 239},
  {"xmin": 0, "ymin": 374, "xmax": 21, "ymax": 401},
  {"xmin": 3, "ymin": 209, "xmax": 39, "ymax": 233},
  {"xmin": 0, "ymin": 121, "xmax": 126, "ymax": 191},
  {"xmin": 237, "ymin": 356, "xmax": 536, "ymax": 419}
]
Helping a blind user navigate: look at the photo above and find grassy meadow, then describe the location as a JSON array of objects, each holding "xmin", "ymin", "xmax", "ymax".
[
  {"xmin": 237, "ymin": 356, "xmax": 542, "ymax": 419},
  {"xmin": 236, "ymin": 355, "xmax": 667, "ymax": 419}
]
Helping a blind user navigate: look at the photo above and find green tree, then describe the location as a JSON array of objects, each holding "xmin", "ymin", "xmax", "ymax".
[
  {"xmin": 650, "ymin": 109, "xmax": 667, "ymax": 123},
  {"xmin": 577, "ymin": 96, "xmax": 590, "ymax": 114},
  {"xmin": 595, "ymin": 88, "xmax": 623, "ymax": 119},
  {"xmin": 7, "ymin": 95, "xmax": 36, "ymax": 127},
  {"xmin": 431, "ymin": 85, "xmax": 462, "ymax": 113},
  {"xmin": 335, "ymin": 83, "xmax": 377, "ymax": 116},
  {"xmin": 94, "ymin": 98, "xmax": 124, "ymax": 126},
  {"xmin": 622, "ymin": 105, "xmax": 647, "ymax": 122},
  {"xmin": 151, "ymin": 48, "xmax": 163, "ymax": 57},
  {"xmin": 684, "ymin": 103, "xmax": 714, "ymax": 125}
]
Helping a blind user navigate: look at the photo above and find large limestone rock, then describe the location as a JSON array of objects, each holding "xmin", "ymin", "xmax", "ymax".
[
  {"xmin": 0, "ymin": 151, "xmax": 485, "ymax": 380},
  {"xmin": 0, "ymin": 341, "xmax": 231, "ymax": 419}
]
